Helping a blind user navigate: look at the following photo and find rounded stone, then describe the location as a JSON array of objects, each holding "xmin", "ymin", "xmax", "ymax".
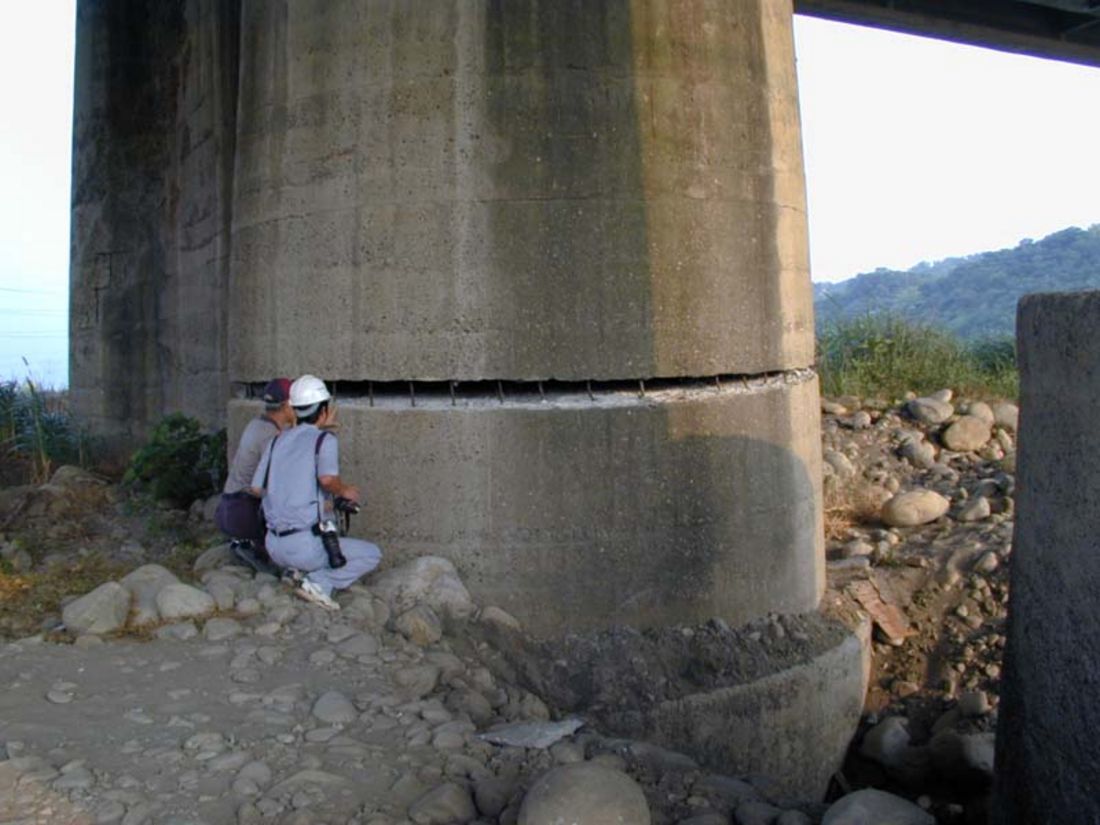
[
  {"xmin": 312, "ymin": 690, "xmax": 357, "ymax": 724},
  {"xmin": 119, "ymin": 564, "xmax": 181, "ymax": 626},
  {"xmin": 409, "ymin": 782, "xmax": 477, "ymax": 825},
  {"xmin": 61, "ymin": 582, "xmax": 131, "ymax": 635},
  {"xmin": 822, "ymin": 788, "xmax": 934, "ymax": 825},
  {"xmin": 992, "ymin": 402, "xmax": 1019, "ymax": 431},
  {"xmin": 156, "ymin": 583, "xmax": 216, "ymax": 620},
  {"xmin": 518, "ymin": 763, "xmax": 650, "ymax": 825},
  {"xmin": 881, "ymin": 490, "xmax": 950, "ymax": 527},
  {"xmin": 941, "ymin": 415, "xmax": 992, "ymax": 452},
  {"xmin": 964, "ymin": 401, "xmax": 995, "ymax": 424},
  {"xmin": 906, "ymin": 397, "xmax": 954, "ymax": 425},
  {"xmin": 957, "ymin": 496, "xmax": 992, "ymax": 523}
]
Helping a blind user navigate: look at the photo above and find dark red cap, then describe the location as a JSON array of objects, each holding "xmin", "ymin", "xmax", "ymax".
[{"xmin": 262, "ymin": 378, "xmax": 292, "ymax": 405}]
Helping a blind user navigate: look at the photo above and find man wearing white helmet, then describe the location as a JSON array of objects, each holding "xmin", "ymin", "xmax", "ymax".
[{"xmin": 250, "ymin": 374, "xmax": 382, "ymax": 610}]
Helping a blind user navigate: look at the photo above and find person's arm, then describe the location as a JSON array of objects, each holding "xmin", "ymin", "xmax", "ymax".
[
  {"xmin": 318, "ymin": 475, "xmax": 360, "ymax": 502},
  {"xmin": 315, "ymin": 433, "xmax": 360, "ymax": 502},
  {"xmin": 248, "ymin": 438, "xmax": 275, "ymax": 498}
]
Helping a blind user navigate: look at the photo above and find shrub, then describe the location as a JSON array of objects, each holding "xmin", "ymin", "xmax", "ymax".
[
  {"xmin": 123, "ymin": 413, "xmax": 226, "ymax": 507},
  {"xmin": 816, "ymin": 315, "xmax": 1018, "ymax": 400}
]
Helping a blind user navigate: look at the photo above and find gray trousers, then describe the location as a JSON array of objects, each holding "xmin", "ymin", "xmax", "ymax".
[{"xmin": 267, "ymin": 531, "xmax": 382, "ymax": 596}]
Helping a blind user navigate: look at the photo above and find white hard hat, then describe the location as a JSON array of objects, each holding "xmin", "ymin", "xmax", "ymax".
[{"xmin": 289, "ymin": 374, "xmax": 331, "ymax": 409}]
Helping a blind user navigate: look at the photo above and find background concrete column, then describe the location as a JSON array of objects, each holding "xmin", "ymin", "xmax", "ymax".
[
  {"xmin": 228, "ymin": 0, "xmax": 822, "ymax": 634},
  {"xmin": 993, "ymin": 290, "xmax": 1100, "ymax": 823},
  {"xmin": 70, "ymin": 0, "xmax": 239, "ymax": 448}
]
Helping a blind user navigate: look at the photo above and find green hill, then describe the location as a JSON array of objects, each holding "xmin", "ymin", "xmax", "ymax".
[{"xmin": 814, "ymin": 225, "xmax": 1100, "ymax": 340}]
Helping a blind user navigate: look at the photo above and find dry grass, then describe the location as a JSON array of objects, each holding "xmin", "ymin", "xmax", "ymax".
[
  {"xmin": 0, "ymin": 554, "xmax": 130, "ymax": 639},
  {"xmin": 823, "ymin": 477, "xmax": 887, "ymax": 542}
]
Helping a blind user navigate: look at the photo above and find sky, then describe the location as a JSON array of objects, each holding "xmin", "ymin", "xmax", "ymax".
[{"xmin": 1, "ymin": 7, "xmax": 1099, "ymax": 387}]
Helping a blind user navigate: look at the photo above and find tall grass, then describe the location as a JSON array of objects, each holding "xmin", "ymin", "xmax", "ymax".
[
  {"xmin": 0, "ymin": 378, "xmax": 92, "ymax": 485},
  {"xmin": 816, "ymin": 315, "xmax": 1018, "ymax": 400}
]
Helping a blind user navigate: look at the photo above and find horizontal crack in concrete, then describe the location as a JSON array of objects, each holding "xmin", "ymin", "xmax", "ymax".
[{"xmin": 233, "ymin": 368, "xmax": 816, "ymax": 409}]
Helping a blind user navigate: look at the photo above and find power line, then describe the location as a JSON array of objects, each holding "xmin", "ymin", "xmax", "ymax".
[{"xmin": 0, "ymin": 286, "xmax": 65, "ymax": 295}]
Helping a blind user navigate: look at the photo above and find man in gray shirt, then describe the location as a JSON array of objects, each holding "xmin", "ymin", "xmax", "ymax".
[
  {"xmin": 215, "ymin": 378, "xmax": 295, "ymax": 569},
  {"xmin": 252, "ymin": 374, "xmax": 381, "ymax": 610}
]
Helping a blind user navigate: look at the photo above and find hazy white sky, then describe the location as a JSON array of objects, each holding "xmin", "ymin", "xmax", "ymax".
[
  {"xmin": 1, "ymin": 7, "xmax": 1099, "ymax": 385},
  {"xmin": 793, "ymin": 15, "xmax": 1100, "ymax": 282}
]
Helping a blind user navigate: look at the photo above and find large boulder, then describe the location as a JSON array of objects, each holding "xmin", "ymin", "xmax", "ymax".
[
  {"xmin": 822, "ymin": 789, "xmax": 934, "ymax": 825},
  {"xmin": 156, "ymin": 583, "xmax": 216, "ymax": 620},
  {"xmin": 370, "ymin": 556, "xmax": 475, "ymax": 619},
  {"xmin": 119, "ymin": 564, "xmax": 180, "ymax": 626},
  {"xmin": 881, "ymin": 490, "xmax": 950, "ymax": 527},
  {"xmin": 62, "ymin": 582, "xmax": 131, "ymax": 635},
  {"xmin": 518, "ymin": 763, "xmax": 650, "ymax": 825}
]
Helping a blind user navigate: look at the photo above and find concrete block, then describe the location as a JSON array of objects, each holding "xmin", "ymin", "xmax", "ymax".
[{"xmin": 994, "ymin": 290, "xmax": 1100, "ymax": 824}]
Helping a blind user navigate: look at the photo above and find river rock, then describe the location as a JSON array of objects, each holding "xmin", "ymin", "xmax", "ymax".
[
  {"xmin": 860, "ymin": 716, "xmax": 910, "ymax": 769},
  {"xmin": 822, "ymin": 789, "xmax": 935, "ymax": 825},
  {"xmin": 957, "ymin": 496, "xmax": 991, "ymax": 523},
  {"xmin": 370, "ymin": 556, "xmax": 475, "ymax": 619},
  {"xmin": 899, "ymin": 435, "xmax": 936, "ymax": 469},
  {"xmin": 906, "ymin": 397, "xmax": 954, "ymax": 425},
  {"xmin": 395, "ymin": 604, "xmax": 443, "ymax": 647},
  {"xmin": 992, "ymin": 402, "xmax": 1019, "ymax": 431},
  {"xmin": 518, "ymin": 763, "xmax": 650, "ymax": 825},
  {"xmin": 62, "ymin": 582, "xmax": 131, "ymax": 635},
  {"xmin": 881, "ymin": 490, "xmax": 949, "ymax": 527},
  {"xmin": 964, "ymin": 401, "xmax": 995, "ymax": 424},
  {"xmin": 928, "ymin": 730, "xmax": 995, "ymax": 781},
  {"xmin": 156, "ymin": 583, "xmax": 216, "ymax": 620},
  {"xmin": 193, "ymin": 543, "xmax": 234, "ymax": 574},
  {"xmin": 408, "ymin": 782, "xmax": 477, "ymax": 824},
  {"xmin": 312, "ymin": 691, "xmax": 357, "ymax": 724},
  {"xmin": 823, "ymin": 450, "xmax": 856, "ymax": 479},
  {"xmin": 941, "ymin": 415, "xmax": 992, "ymax": 452},
  {"xmin": 479, "ymin": 605, "xmax": 522, "ymax": 632},
  {"xmin": 119, "ymin": 564, "xmax": 180, "ymax": 626}
]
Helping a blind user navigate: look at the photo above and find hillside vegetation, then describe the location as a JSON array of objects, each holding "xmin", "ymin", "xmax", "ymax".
[{"xmin": 815, "ymin": 224, "xmax": 1100, "ymax": 340}]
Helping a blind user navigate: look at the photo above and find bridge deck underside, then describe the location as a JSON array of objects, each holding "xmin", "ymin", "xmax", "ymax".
[{"xmin": 796, "ymin": 0, "xmax": 1100, "ymax": 68}]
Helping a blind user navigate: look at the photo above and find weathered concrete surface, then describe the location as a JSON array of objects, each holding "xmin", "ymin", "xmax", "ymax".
[
  {"xmin": 229, "ymin": 0, "xmax": 812, "ymax": 382},
  {"xmin": 993, "ymin": 290, "xmax": 1100, "ymax": 824},
  {"xmin": 232, "ymin": 371, "xmax": 824, "ymax": 636},
  {"xmin": 70, "ymin": 0, "xmax": 239, "ymax": 447},
  {"xmin": 644, "ymin": 618, "xmax": 870, "ymax": 800}
]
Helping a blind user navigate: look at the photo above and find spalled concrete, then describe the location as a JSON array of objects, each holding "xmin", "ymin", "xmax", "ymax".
[
  {"xmin": 993, "ymin": 290, "xmax": 1100, "ymax": 824},
  {"xmin": 232, "ymin": 370, "xmax": 823, "ymax": 636}
]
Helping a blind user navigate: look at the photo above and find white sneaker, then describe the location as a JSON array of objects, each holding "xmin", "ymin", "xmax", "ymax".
[{"xmin": 295, "ymin": 579, "xmax": 340, "ymax": 611}]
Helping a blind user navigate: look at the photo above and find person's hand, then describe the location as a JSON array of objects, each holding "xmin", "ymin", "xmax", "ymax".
[{"xmin": 341, "ymin": 484, "xmax": 361, "ymax": 504}]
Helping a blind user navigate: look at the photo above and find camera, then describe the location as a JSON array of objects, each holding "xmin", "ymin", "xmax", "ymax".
[{"xmin": 314, "ymin": 519, "xmax": 347, "ymax": 568}]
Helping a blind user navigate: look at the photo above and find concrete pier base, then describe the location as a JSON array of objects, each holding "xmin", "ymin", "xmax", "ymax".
[
  {"xmin": 644, "ymin": 618, "xmax": 870, "ymax": 800},
  {"xmin": 993, "ymin": 290, "xmax": 1100, "ymax": 824}
]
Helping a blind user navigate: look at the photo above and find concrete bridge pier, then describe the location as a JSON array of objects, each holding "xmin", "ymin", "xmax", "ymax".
[{"xmin": 72, "ymin": 0, "xmax": 866, "ymax": 798}]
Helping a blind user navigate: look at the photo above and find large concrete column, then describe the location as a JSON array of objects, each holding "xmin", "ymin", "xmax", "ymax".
[
  {"xmin": 993, "ymin": 291, "xmax": 1100, "ymax": 824},
  {"xmin": 70, "ymin": 0, "xmax": 239, "ymax": 448},
  {"xmin": 229, "ymin": 0, "xmax": 821, "ymax": 635}
]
